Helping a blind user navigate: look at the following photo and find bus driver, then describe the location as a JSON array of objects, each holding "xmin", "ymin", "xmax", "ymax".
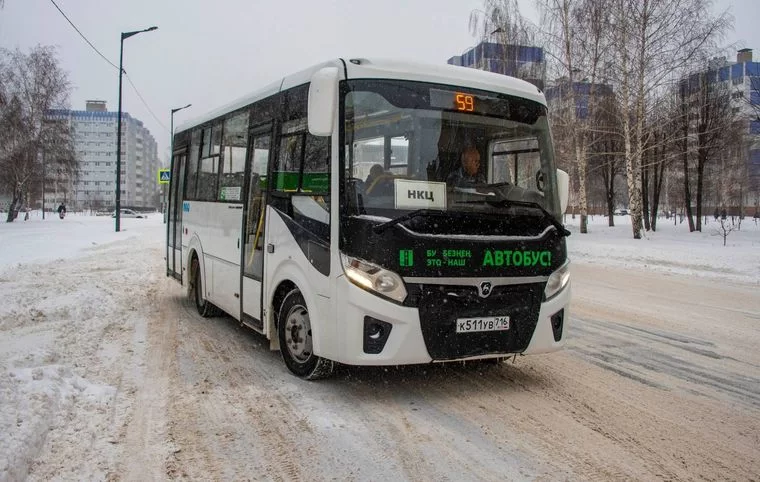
[{"xmin": 446, "ymin": 146, "xmax": 486, "ymax": 187}]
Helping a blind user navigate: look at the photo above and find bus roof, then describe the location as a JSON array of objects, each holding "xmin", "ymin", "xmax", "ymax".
[
  {"xmin": 176, "ymin": 58, "xmax": 546, "ymax": 133},
  {"xmin": 342, "ymin": 58, "xmax": 546, "ymax": 105}
]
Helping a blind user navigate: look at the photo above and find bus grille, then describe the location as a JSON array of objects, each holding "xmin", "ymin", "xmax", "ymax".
[{"xmin": 407, "ymin": 283, "xmax": 542, "ymax": 360}]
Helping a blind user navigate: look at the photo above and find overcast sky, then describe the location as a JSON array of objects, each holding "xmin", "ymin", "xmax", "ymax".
[{"xmin": 1, "ymin": 0, "xmax": 758, "ymax": 163}]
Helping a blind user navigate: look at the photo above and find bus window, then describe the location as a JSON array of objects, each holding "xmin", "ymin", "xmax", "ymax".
[
  {"xmin": 492, "ymin": 153, "xmax": 513, "ymax": 184},
  {"xmin": 244, "ymin": 133, "xmax": 271, "ymax": 279},
  {"xmin": 274, "ymin": 134, "xmax": 303, "ymax": 191},
  {"xmin": 197, "ymin": 155, "xmax": 219, "ymax": 201},
  {"xmin": 353, "ymin": 137, "xmax": 384, "ymax": 167},
  {"xmin": 492, "ymin": 138, "xmax": 541, "ymax": 190},
  {"xmin": 211, "ymin": 123, "xmax": 222, "ymax": 155},
  {"xmin": 219, "ymin": 112, "xmax": 248, "ymax": 201},
  {"xmin": 185, "ymin": 129, "xmax": 201, "ymax": 199},
  {"xmin": 197, "ymin": 123, "xmax": 222, "ymax": 201},
  {"xmin": 295, "ymin": 134, "xmax": 331, "ymax": 240},
  {"xmin": 303, "ymin": 134, "xmax": 329, "ymax": 193},
  {"xmin": 388, "ymin": 136, "xmax": 409, "ymax": 174},
  {"xmin": 202, "ymin": 127, "xmax": 212, "ymax": 158}
]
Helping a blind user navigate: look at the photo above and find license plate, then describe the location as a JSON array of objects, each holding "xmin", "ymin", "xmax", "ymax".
[{"xmin": 456, "ymin": 315, "xmax": 510, "ymax": 333}]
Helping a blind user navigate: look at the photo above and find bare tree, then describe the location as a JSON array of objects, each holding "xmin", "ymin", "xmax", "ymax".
[
  {"xmin": 673, "ymin": 80, "xmax": 698, "ymax": 231},
  {"xmin": 691, "ymin": 70, "xmax": 743, "ymax": 230},
  {"xmin": 585, "ymin": 94, "xmax": 624, "ymax": 225},
  {"xmin": 711, "ymin": 216, "xmax": 737, "ymax": 246},
  {"xmin": 0, "ymin": 46, "xmax": 76, "ymax": 222},
  {"xmin": 715, "ymin": 127, "xmax": 750, "ymax": 224},
  {"xmin": 540, "ymin": 0, "xmax": 612, "ymax": 234},
  {"xmin": 639, "ymin": 88, "xmax": 685, "ymax": 232},
  {"xmin": 608, "ymin": 0, "xmax": 731, "ymax": 239}
]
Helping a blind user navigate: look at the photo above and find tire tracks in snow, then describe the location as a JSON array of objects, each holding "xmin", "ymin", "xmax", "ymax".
[
  {"xmin": 118, "ymin": 276, "xmax": 178, "ymax": 480},
  {"xmin": 163, "ymin": 292, "xmax": 318, "ymax": 481}
]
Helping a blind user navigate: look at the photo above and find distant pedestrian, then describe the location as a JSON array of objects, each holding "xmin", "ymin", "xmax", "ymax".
[{"xmin": 57, "ymin": 203, "xmax": 66, "ymax": 219}]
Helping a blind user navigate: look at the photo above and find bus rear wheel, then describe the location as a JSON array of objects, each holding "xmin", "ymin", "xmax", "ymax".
[
  {"xmin": 191, "ymin": 256, "xmax": 220, "ymax": 318},
  {"xmin": 278, "ymin": 289, "xmax": 334, "ymax": 380}
]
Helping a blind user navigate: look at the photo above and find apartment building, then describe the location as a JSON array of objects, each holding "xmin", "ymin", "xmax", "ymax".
[
  {"xmin": 447, "ymin": 40, "xmax": 546, "ymax": 90},
  {"xmin": 46, "ymin": 100, "xmax": 160, "ymax": 212},
  {"xmin": 682, "ymin": 49, "xmax": 760, "ymax": 205}
]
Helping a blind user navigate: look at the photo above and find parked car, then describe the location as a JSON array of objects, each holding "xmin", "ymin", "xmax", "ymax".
[
  {"xmin": 112, "ymin": 209, "xmax": 145, "ymax": 219},
  {"xmin": 614, "ymin": 209, "xmax": 629, "ymax": 216}
]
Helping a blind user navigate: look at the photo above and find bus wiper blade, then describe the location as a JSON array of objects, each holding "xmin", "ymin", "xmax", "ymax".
[
  {"xmin": 488, "ymin": 199, "xmax": 571, "ymax": 237},
  {"xmin": 372, "ymin": 209, "xmax": 435, "ymax": 234}
]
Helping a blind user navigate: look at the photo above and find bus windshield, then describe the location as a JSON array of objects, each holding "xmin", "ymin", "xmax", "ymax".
[{"xmin": 341, "ymin": 79, "xmax": 562, "ymax": 228}]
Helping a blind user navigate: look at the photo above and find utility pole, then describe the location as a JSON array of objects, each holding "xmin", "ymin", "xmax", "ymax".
[{"xmin": 115, "ymin": 26, "xmax": 158, "ymax": 232}]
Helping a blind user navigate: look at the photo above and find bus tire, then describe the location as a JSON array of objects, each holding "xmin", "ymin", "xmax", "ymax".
[
  {"xmin": 191, "ymin": 256, "xmax": 220, "ymax": 318},
  {"xmin": 278, "ymin": 289, "xmax": 334, "ymax": 380}
]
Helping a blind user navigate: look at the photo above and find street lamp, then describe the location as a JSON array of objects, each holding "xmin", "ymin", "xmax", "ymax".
[
  {"xmin": 115, "ymin": 25, "xmax": 158, "ymax": 233},
  {"xmin": 166, "ymin": 103, "xmax": 191, "ymax": 223}
]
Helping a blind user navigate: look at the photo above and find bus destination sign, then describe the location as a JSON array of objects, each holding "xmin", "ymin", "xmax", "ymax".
[{"xmin": 399, "ymin": 248, "xmax": 552, "ymax": 269}]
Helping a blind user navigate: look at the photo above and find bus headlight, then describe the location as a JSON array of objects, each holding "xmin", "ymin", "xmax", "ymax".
[
  {"xmin": 544, "ymin": 261, "xmax": 570, "ymax": 300},
  {"xmin": 340, "ymin": 253, "xmax": 407, "ymax": 303}
]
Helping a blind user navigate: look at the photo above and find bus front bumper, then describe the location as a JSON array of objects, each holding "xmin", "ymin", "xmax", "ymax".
[{"xmin": 330, "ymin": 275, "xmax": 570, "ymax": 366}]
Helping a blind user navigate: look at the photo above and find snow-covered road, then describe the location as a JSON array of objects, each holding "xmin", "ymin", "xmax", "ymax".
[{"xmin": 1, "ymin": 215, "xmax": 759, "ymax": 480}]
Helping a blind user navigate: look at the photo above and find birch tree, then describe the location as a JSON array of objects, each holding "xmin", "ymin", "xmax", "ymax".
[
  {"xmin": 0, "ymin": 46, "xmax": 76, "ymax": 222},
  {"xmin": 608, "ymin": 0, "xmax": 730, "ymax": 238},
  {"xmin": 539, "ymin": 0, "xmax": 611, "ymax": 233}
]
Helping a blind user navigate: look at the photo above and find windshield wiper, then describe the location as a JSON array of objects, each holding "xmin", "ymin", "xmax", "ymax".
[
  {"xmin": 485, "ymin": 199, "xmax": 571, "ymax": 237},
  {"xmin": 371, "ymin": 202, "xmax": 570, "ymax": 237},
  {"xmin": 372, "ymin": 209, "xmax": 438, "ymax": 234}
]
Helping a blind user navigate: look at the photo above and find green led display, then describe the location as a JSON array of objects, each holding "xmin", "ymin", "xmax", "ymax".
[
  {"xmin": 399, "ymin": 250, "xmax": 414, "ymax": 267},
  {"xmin": 398, "ymin": 248, "xmax": 553, "ymax": 269}
]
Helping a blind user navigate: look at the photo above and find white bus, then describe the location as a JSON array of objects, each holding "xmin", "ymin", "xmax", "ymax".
[{"xmin": 166, "ymin": 58, "xmax": 571, "ymax": 379}]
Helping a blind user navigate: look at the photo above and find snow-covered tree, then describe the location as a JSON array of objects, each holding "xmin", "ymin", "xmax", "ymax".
[{"xmin": 0, "ymin": 46, "xmax": 76, "ymax": 222}]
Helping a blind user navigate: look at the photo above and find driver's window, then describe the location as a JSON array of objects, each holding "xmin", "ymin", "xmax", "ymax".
[
  {"xmin": 491, "ymin": 138, "xmax": 541, "ymax": 190},
  {"xmin": 515, "ymin": 151, "xmax": 541, "ymax": 189},
  {"xmin": 388, "ymin": 136, "xmax": 409, "ymax": 175},
  {"xmin": 352, "ymin": 137, "xmax": 385, "ymax": 183},
  {"xmin": 492, "ymin": 154, "xmax": 513, "ymax": 184}
]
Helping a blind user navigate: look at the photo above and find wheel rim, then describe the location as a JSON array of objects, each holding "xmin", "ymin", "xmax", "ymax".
[{"xmin": 284, "ymin": 304, "xmax": 312, "ymax": 363}]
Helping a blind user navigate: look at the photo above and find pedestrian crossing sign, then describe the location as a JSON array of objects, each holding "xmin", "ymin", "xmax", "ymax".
[{"xmin": 158, "ymin": 169, "xmax": 171, "ymax": 184}]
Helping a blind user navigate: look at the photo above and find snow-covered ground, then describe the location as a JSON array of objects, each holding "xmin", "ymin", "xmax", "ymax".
[
  {"xmin": 0, "ymin": 211, "xmax": 758, "ymax": 480},
  {"xmin": 0, "ymin": 210, "xmax": 157, "ymax": 268},
  {"xmin": 565, "ymin": 212, "xmax": 760, "ymax": 284}
]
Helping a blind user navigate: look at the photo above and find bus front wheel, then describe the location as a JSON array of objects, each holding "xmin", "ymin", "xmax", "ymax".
[{"xmin": 278, "ymin": 289, "xmax": 334, "ymax": 380}]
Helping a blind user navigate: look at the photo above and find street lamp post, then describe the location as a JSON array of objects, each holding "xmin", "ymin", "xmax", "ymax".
[
  {"xmin": 115, "ymin": 26, "xmax": 157, "ymax": 232},
  {"xmin": 166, "ymin": 104, "xmax": 191, "ymax": 223}
]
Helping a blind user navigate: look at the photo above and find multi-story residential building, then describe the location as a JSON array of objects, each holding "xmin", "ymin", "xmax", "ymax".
[
  {"xmin": 447, "ymin": 40, "xmax": 546, "ymax": 90},
  {"xmin": 46, "ymin": 100, "xmax": 160, "ymax": 212},
  {"xmin": 683, "ymin": 49, "xmax": 760, "ymax": 206}
]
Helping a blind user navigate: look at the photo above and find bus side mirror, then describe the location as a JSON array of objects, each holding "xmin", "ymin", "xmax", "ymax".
[
  {"xmin": 556, "ymin": 169, "xmax": 569, "ymax": 214},
  {"xmin": 308, "ymin": 67, "xmax": 339, "ymax": 137}
]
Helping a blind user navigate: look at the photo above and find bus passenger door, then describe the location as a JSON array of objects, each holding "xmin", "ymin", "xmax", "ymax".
[
  {"xmin": 167, "ymin": 149, "xmax": 186, "ymax": 281},
  {"xmin": 240, "ymin": 126, "xmax": 272, "ymax": 331}
]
